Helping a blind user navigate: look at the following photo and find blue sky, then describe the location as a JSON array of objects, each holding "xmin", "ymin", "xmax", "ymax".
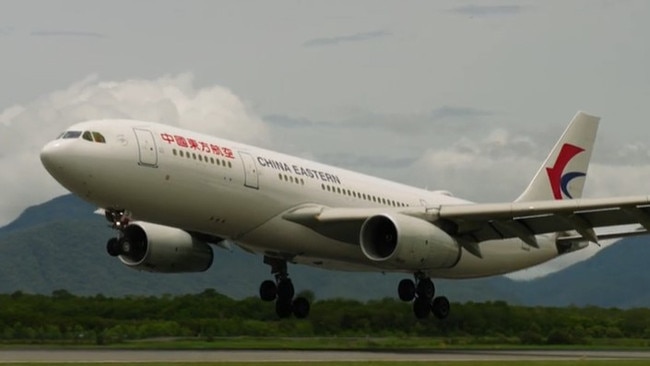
[{"xmin": 1, "ymin": 0, "xmax": 649, "ymax": 277}]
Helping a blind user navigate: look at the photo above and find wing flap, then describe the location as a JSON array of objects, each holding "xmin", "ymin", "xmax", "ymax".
[{"xmin": 557, "ymin": 226, "xmax": 648, "ymax": 244}]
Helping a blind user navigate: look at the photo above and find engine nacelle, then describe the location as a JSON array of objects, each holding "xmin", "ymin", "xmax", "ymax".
[
  {"xmin": 118, "ymin": 221, "xmax": 214, "ymax": 273},
  {"xmin": 360, "ymin": 214, "xmax": 460, "ymax": 270}
]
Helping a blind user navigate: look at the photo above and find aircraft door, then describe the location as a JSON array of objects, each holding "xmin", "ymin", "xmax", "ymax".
[
  {"xmin": 239, "ymin": 152, "xmax": 259, "ymax": 189},
  {"xmin": 133, "ymin": 128, "xmax": 158, "ymax": 167}
]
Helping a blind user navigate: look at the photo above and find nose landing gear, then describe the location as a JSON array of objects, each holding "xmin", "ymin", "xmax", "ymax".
[
  {"xmin": 259, "ymin": 256, "xmax": 310, "ymax": 319},
  {"xmin": 104, "ymin": 209, "xmax": 129, "ymax": 257}
]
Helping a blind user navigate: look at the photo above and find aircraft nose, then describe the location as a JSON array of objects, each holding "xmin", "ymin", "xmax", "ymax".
[{"xmin": 40, "ymin": 140, "xmax": 65, "ymax": 173}]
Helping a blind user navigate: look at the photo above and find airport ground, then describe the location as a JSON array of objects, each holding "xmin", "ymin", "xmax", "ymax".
[
  {"xmin": 0, "ymin": 340, "xmax": 650, "ymax": 364},
  {"xmin": 1, "ymin": 349, "xmax": 650, "ymax": 364}
]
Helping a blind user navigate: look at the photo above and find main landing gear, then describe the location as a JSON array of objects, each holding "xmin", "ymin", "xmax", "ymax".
[
  {"xmin": 398, "ymin": 273, "xmax": 450, "ymax": 319},
  {"xmin": 259, "ymin": 256, "xmax": 310, "ymax": 319}
]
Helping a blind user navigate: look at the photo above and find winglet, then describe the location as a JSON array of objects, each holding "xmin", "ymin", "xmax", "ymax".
[{"xmin": 515, "ymin": 111, "xmax": 600, "ymax": 202}]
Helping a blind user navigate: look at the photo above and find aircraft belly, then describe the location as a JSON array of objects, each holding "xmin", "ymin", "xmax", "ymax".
[
  {"xmin": 236, "ymin": 216, "xmax": 379, "ymax": 272},
  {"xmin": 428, "ymin": 236, "xmax": 559, "ymax": 279}
]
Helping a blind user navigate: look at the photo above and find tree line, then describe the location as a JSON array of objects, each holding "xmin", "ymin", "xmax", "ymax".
[{"xmin": 0, "ymin": 289, "xmax": 648, "ymax": 345}]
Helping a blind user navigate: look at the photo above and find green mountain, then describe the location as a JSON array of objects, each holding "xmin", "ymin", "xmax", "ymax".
[
  {"xmin": 513, "ymin": 236, "xmax": 650, "ymax": 308},
  {"xmin": 0, "ymin": 195, "xmax": 648, "ymax": 308}
]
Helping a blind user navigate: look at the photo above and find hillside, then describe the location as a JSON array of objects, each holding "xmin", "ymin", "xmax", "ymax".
[
  {"xmin": 0, "ymin": 194, "xmax": 649, "ymax": 307},
  {"xmin": 514, "ymin": 236, "xmax": 650, "ymax": 308}
]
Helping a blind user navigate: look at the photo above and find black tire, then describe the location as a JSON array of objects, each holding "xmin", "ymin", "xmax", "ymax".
[
  {"xmin": 413, "ymin": 297, "xmax": 430, "ymax": 319},
  {"xmin": 432, "ymin": 296, "xmax": 450, "ymax": 319},
  {"xmin": 416, "ymin": 278, "xmax": 435, "ymax": 300},
  {"xmin": 398, "ymin": 279, "xmax": 416, "ymax": 302},
  {"xmin": 292, "ymin": 297, "xmax": 310, "ymax": 319},
  {"xmin": 106, "ymin": 238, "xmax": 120, "ymax": 257},
  {"xmin": 275, "ymin": 299, "xmax": 293, "ymax": 318},
  {"xmin": 259, "ymin": 280, "xmax": 277, "ymax": 302},
  {"xmin": 277, "ymin": 279, "xmax": 294, "ymax": 301}
]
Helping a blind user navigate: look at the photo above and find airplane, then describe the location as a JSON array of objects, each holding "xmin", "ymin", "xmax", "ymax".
[{"xmin": 40, "ymin": 111, "xmax": 650, "ymax": 320}]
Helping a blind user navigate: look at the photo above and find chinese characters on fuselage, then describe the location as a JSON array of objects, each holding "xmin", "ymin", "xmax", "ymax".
[{"xmin": 160, "ymin": 133, "xmax": 235, "ymax": 159}]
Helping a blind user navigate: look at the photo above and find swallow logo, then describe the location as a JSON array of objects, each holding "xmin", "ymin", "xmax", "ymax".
[{"xmin": 546, "ymin": 143, "xmax": 585, "ymax": 200}]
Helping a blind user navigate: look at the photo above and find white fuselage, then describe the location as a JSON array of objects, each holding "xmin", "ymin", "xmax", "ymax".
[{"xmin": 40, "ymin": 119, "xmax": 561, "ymax": 279}]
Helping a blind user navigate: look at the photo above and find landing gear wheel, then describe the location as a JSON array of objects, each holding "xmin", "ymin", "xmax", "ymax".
[
  {"xmin": 106, "ymin": 238, "xmax": 120, "ymax": 257},
  {"xmin": 275, "ymin": 299, "xmax": 293, "ymax": 318},
  {"xmin": 398, "ymin": 279, "xmax": 416, "ymax": 301},
  {"xmin": 432, "ymin": 296, "xmax": 450, "ymax": 319},
  {"xmin": 292, "ymin": 297, "xmax": 310, "ymax": 319},
  {"xmin": 259, "ymin": 280, "xmax": 277, "ymax": 302},
  {"xmin": 263, "ymin": 256, "xmax": 311, "ymax": 319},
  {"xmin": 413, "ymin": 297, "xmax": 431, "ymax": 319},
  {"xmin": 416, "ymin": 278, "xmax": 435, "ymax": 300},
  {"xmin": 277, "ymin": 279, "xmax": 295, "ymax": 301}
]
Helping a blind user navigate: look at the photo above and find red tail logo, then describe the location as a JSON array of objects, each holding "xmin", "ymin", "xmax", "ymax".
[{"xmin": 546, "ymin": 143, "xmax": 585, "ymax": 200}]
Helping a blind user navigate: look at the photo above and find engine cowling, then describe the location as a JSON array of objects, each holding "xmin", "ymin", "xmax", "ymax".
[
  {"xmin": 117, "ymin": 221, "xmax": 214, "ymax": 273},
  {"xmin": 360, "ymin": 213, "xmax": 460, "ymax": 270}
]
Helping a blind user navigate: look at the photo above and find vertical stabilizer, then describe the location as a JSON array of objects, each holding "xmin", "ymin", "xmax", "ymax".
[{"xmin": 515, "ymin": 111, "xmax": 600, "ymax": 202}]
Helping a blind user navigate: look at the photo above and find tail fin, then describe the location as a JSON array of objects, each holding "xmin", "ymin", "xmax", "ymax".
[{"xmin": 515, "ymin": 111, "xmax": 600, "ymax": 202}]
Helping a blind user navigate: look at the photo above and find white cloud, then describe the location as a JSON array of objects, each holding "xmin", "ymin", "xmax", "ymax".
[{"xmin": 0, "ymin": 73, "xmax": 268, "ymax": 226}]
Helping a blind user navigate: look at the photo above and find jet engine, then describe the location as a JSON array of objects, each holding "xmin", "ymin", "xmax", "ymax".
[
  {"xmin": 360, "ymin": 213, "xmax": 460, "ymax": 270},
  {"xmin": 111, "ymin": 221, "xmax": 214, "ymax": 273}
]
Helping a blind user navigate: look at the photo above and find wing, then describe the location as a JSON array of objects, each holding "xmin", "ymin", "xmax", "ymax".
[
  {"xmin": 283, "ymin": 195, "xmax": 650, "ymax": 249},
  {"xmin": 437, "ymin": 195, "xmax": 650, "ymax": 246}
]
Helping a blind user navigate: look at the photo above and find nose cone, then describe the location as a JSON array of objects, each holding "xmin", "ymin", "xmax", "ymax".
[
  {"xmin": 40, "ymin": 141, "xmax": 62, "ymax": 174},
  {"xmin": 40, "ymin": 139, "xmax": 90, "ymax": 194}
]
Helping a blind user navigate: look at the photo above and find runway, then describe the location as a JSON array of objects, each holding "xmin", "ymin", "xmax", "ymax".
[{"xmin": 0, "ymin": 349, "xmax": 649, "ymax": 363}]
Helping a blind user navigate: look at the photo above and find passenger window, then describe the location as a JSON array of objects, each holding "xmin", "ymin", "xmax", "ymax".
[{"xmin": 92, "ymin": 132, "xmax": 106, "ymax": 143}]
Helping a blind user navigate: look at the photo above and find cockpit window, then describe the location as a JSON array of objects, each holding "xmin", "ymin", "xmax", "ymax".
[
  {"xmin": 92, "ymin": 132, "xmax": 106, "ymax": 143},
  {"xmin": 62, "ymin": 131, "xmax": 82, "ymax": 139},
  {"xmin": 58, "ymin": 130, "xmax": 106, "ymax": 143}
]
